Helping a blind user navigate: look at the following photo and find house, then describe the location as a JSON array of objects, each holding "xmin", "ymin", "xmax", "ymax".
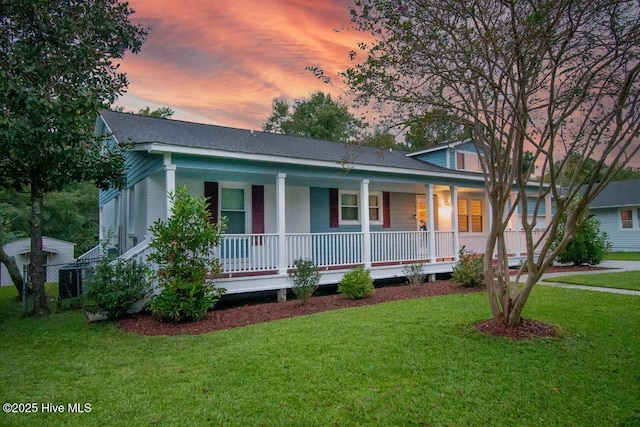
[
  {"xmin": 92, "ymin": 110, "xmax": 552, "ymax": 295},
  {"xmin": 1, "ymin": 237, "xmax": 75, "ymax": 286},
  {"xmin": 589, "ymin": 179, "xmax": 640, "ymax": 252}
]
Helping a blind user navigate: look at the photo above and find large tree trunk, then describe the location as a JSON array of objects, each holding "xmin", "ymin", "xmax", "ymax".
[
  {"xmin": 0, "ymin": 247, "xmax": 26, "ymax": 298},
  {"xmin": 30, "ymin": 184, "xmax": 49, "ymax": 316}
]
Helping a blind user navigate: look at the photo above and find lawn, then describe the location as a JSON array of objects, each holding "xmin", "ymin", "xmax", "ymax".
[
  {"xmin": 545, "ymin": 270, "xmax": 640, "ymax": 292},
  {"xmin": 605, "ymin": 252, "xmax": 640, "ymax": 261},
  {"xmin": 1, "ymin": 284, "xmax": 639, "ymax": 426}
]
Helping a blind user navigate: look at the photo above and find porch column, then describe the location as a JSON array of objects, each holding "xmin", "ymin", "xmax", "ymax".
[
  {"xmin": 361, "ymin": 179, "xmax": 371, "ymax": 268},
  {"xmin": 276, "ymin": 173, "xmax": 287, "ymax": 275},
  {"xmin": 544, "ymin": 192, "xmax": 552, "ymax": 227},
  {"xmin": 511, "ymin": 192, "xmax": 520, "ymax": 257},
  {"xmin": 426, "ymin": 184, "xmax": 437, "ymax": 263},
  {"xmin": 451, "ymin": 185, "xmax": 460, "ymax": 261},
  {"xmin": 164, "ymin": 153, "xmax": 176, "ymax": 218}
]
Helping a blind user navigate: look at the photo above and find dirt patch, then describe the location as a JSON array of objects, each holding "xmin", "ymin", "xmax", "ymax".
[
  {"xmin": 118, "ymin": 265, "xmax": 601, "ymax": 337},
  {"xmin": 473, "ymin": 318, "xmax": 558, "ymax": 340}
]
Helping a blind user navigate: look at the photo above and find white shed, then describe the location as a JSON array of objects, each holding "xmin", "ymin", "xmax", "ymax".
[{"xmin": 0, "ymin": 237, "xmax": 75, "ymax": 286}]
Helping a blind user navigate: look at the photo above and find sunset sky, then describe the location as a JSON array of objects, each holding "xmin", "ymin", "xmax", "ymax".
[{"xmin": 116, "ymin": 0, "xmax": 361, "ymax": 130}]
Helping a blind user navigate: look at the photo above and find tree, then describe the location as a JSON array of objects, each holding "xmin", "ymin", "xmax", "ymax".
[
  {"xmin": 0, "ymin": 0, "xmax": 148, "ymax": 316},
  {"xmin": 320, "ymin": 0, "xmax": 640, "ymax": 326},
  {"xmin": 262, "ymin": 91, "xmax": 364, "ymax": 143},
  {"xmin": 405, "ymin": 109, "xmax": 471, "ymax": 150},
  {"xmin": 113, "ymin": 105, "xmax": 174, "ymax": 119},
  {"xmin": 361, "ymin": 129, "xmax": 404, "ymax": 150}
]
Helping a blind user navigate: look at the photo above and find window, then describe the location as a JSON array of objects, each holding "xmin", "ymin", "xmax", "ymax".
[
  {"xmin": 338, "ymin": 190, "xmax": 383, "ymax": 225},
  {"xmin": 458, "ymin": 198, "xmax": 483, "ymax": 232},
  {"xmin": 340, "ymin": 191, "xmax": 359, "ymax": 223},
  {"xmin": 221, "ymin": 188, "xmax": 245, "ymax": 233},
  {"xmin": 456, "ymin": 152, "xmax": 465, "ymax": 170},
  {"xmin": 621, "ymin": 209, "xmax": 633, "ymax": 229},
  {"xmin": 369, "ymin": 194, "xmax": 381, "ymax": 222}
]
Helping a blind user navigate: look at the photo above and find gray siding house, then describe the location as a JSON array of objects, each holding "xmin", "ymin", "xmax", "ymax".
[{"xmin": 589, "ymin": 179, "xmax": 640, "ymax": 252}]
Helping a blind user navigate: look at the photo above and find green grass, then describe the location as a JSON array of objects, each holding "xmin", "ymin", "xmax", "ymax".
[
  {"xmin": 1, "ymin": 284, "xmax": 639, "ymax": 426},
  {"xmin": 605, "ymin": 252, "xmax": 640, "ymax": 261},
  {"xmin": 545, "ymin": 270, "xmax": 640, "ymax": 292}
]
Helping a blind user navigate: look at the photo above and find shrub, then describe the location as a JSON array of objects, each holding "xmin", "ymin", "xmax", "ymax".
[
  {"xmin": 403, "ymin": 263, "xmax": 426, "ymax": 286},
  {"xmin": 85, "ymin": 257, "xmax": 151, "ymax": 319},
  {"xmin": 147, "ymin": 186, "xmax": 227, "ymax": 323},
  {"xmin": 338, "ymin": 265, "xmax": 374, "ymax": 299},
  {"xmin": 288, "ymin": 258, "xmax": 320, "ymax": 305},
  {"xmin": 451, "ymin": 246, "xmax": 484, "ymax": 287},
  {"xmin": 553, "ymin": 213, "xmax": 611, "ymax": 266}
]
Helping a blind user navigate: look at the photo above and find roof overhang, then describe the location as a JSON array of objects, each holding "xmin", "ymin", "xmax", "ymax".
[{"xmin": 136, "ymin": 142, "xmax": 490, "ymax": 184}]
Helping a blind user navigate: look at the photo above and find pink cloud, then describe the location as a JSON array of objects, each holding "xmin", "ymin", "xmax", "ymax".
[{"xmin": 117, "ymin": 0, "xmax": 362, "ymax": 129}]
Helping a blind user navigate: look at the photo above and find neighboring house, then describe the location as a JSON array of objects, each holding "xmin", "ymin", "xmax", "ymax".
[
  {"xmin": 92, "ymin": 110, "xmax": 552, "ymax": 295},
  {"xmin": 589, "ymin": 179, "xmax": 640, "ymax": 252},
  {"xmin": 0, "ymin": 237, "xmax": 75, "ymax": 286}
]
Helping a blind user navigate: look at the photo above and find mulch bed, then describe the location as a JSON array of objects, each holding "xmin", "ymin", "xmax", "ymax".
[{"xmin": 118, "ymin": 265, "xmax": 605, "ymax": 339}]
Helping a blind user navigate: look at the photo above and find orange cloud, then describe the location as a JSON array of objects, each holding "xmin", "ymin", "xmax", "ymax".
[{"xmin": 117, "ymin": 0, "xmax": 363, "ymax": 129}]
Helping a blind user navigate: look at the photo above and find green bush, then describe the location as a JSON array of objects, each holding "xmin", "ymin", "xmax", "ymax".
[
  {"xmin": 147, "ymin": 186, "xmax": 227, "ymax": 323},
  {"xmin": 338, "ymin": 266, "xmax": 374, "ymax": 299},
  {"xmin": 288, "ymin": 259, "xmax": 320, "ymax": 305},
  {"xmin": 403, "ymin": 263, "xmax": 426, "ymax": 286},
  {"xmin": 553, "ymin": 214, "xmax": 611, "ymax": 266},
  {"xmin": 451, "ymin": 246, "xmax": 484, "ymax": 287},
  {"xmin": 148, "ymin": 277, "xmax": 222, "ymax": 323},
  {"xmin": 85, "ymin": 257, "xmax": 151, "ymax": 319}
]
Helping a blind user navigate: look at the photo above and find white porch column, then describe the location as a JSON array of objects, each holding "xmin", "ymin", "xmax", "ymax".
[
  {"xmin": 511, "ymin": 192, "xmax": 521, "ymax": 257},
  {"xmin": 360, "ymin": 179, "xmax": 371, "ymax": 268},
  {"xmin": 451, "ymin": 185, "xmax": 460, "ymax": 261},
  {"xmin": 164, "ymin": 153, "xmax": 176, "ymax": 218},
  {"xmin": 276, "ymin": 173, "xmax": 287, "ymax": 275},
  {"xmin": 426, "ymin": 184, "xmax": 437, "ymax": 263}
]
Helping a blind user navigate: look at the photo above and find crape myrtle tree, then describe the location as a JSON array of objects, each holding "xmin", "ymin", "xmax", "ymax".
[
  {"xmin": 313, "ymin": 0, "xmax": 640, "ymax": 326},
  {"xmin": 0, "ymin": 0, "xmax": 148, "ymax": 316}
]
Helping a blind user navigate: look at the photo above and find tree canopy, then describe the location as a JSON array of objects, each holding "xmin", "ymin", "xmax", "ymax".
[
  {"xmin": 320, "ymin": 0, "xmax": 640, "ymax": 326},
  {"xmin": 114, "ymin": 105, "xmax": 175, "ymax": 119},
  {"xmin": 262, "ymin": 91, "xmax": 364, "ymax": 143},
  {"xmin": 0, "ymin": 0, "xmax": 148, "ymax": 315},
  {"xmin": 404, "ymin": 109, "xmax": 471, "ymax": 150}
]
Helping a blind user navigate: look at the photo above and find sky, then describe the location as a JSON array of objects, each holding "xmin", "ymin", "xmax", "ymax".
[{"xmin": 116, "ymin": 0, "xmax": 361, "ymax": 130}]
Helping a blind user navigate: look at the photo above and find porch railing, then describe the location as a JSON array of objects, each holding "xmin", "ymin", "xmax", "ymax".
[
  {"xmin": 287, "ymin": 232, "xmax": 363, "ymax": 269},
  {"xmin": 112, "ymin": 230, "xmax": 460, "ymax": 277},
  {"xmin": 216, "ymin": 234, "xmax": 279, "ymax": 273},
  {"xmin": 504, "ymin": 230, "xmax": 548, "ymax": 255}
]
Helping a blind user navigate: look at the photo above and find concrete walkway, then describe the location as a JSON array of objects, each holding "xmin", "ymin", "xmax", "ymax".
[{"xmin": 537, "ymin": 260, "xmax": 640, "ymax": 296}]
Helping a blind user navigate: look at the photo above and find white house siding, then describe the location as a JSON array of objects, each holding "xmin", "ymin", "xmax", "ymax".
[
  {"xmin": 1, "ymin": 237, "xmax": 75, "ymax": 286},
  {"xmin": 592, "ymin": 207, "xmax": 640, "ymax": 252}
]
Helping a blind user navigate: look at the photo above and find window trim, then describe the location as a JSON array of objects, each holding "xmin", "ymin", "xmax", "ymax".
[
  {"xmin": 338, "ymin": 190, "xmax": 384, "ymax": 226},
  {"xmin": 220, "ymin": 184, "xmax": 249, "ymax": 234},
  {"xmin": 458, "ymin": 197, "xmax": 484, "ymax": 233},
  {"xmin": 620, "ymin": 208, "xmax": 634, "ymax": 229},
  {"xmin": 456, "ymin": 151, "xmax": 465, "ymax": 170}
]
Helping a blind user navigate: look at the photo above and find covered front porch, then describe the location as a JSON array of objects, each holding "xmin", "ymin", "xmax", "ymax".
[{"xmin": 110, "ymin": 152, "xmax": 550, "ymax": 295}]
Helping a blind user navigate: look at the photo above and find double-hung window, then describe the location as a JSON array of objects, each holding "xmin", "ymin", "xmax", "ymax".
[
  {"xmin": 621, "ymin": 209, "xmax": 633, "ymax": 229},
  {"xmin": 338, "ymin": 190, "xmax": 383, "ymax": 225},
  {"xmin": 221, "ymin": 188, "xmax": 246, "ymax": 234}
]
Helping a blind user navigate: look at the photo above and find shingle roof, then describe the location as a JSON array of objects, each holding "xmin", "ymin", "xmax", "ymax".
[
  {"xmin": 590, "ymin": 179, "xmax": 640, "ymax": 208},
  {"xmin": 99, "ymin": 110, "xmax": 458, "ymax": 174}
]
